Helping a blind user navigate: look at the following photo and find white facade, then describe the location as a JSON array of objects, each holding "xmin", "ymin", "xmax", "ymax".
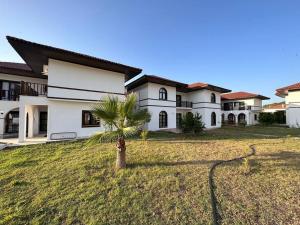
[
  {"xmin": 221, "ymin": 98, "xmax": 262, "ymax": 125},
  {"xmin": 129, "ymin": 81, "xmax": 223, "ymax": 131},
  {"xmin": 284, "ymin": 90, "xmax": 300, "ymax": 128}
]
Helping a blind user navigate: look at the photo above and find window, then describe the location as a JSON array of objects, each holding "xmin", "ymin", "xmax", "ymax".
[
  {"xmin": 82, "ymin": 111, "xmax": 100, "ymax": 127},
  {"xmin": 238, "ymin": 113, "xmax": 246, "ymax": 124},
  {"xmin": 211, "ymin": 112, "xmax": 216, "ymax": 126},
  {"xmin": 159, "ymin": 88, "xmax": 167, "ymax": 100},
  {"xmin": 159, "ymin": 111, "xmax": 168, "ymax": 128},
  {"xmin": 254, "ymin": 114, "xmax": 258, "ymax": 121},
  {"xmin": 211, "ymin": 93, "xmax": 216, "ymax": 103},
  {"xmin": 0, "ymin": 80, "xmax": 20, "ymax": 101}
]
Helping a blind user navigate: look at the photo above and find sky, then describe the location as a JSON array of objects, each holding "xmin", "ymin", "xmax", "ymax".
[{"xmin": 1, "ymin": 0, "xmax": 300, "ymax": 103}]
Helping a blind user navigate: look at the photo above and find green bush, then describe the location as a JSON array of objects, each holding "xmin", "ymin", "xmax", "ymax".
[
  {"xmin": 181, "ymin": 113, "xmax": 205, "ymax": 133},
  {"xmin": 259, "ymin": 112, "xmax": 275, "ymax": 125},
  {"xmin": 274, "ymin": 111, "xmax": 286, "ymax": 124}
]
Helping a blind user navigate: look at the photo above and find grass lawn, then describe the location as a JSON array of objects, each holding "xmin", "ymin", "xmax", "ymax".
[{"xmin": 0, "ymin": 126, "xmax": 299, "ymax": 224}]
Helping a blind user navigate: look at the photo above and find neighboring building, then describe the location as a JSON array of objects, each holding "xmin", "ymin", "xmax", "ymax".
[
  {"xmin": 221, "ymin": 92, "xmax": 270, "ymax": 125},
  {"xmin": 263, "ymin": 102, "xmax": 286, "ymax": 113},
  {"xmin": 126, "ymin": 75, "xmax": 231, "ymax": 131},
  {"xmin": 276, "ymin": 83, "xmax": 300, "ymax": 128},
  {"xmin": 0, "ymin": 36, "xmax": 141, "ymax": 142}
]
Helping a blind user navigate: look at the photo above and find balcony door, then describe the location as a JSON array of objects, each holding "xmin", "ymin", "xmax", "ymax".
[{"xmin": 176, "ymin": 95, "xmax": 181, "ymax": 107}]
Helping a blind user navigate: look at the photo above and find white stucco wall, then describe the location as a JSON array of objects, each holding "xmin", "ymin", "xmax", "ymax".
[
  {"xmin": 285, "ymin": 90, "xmax": 300, "ymax": 127},
  {"xmin": 47, "ymin": 59, "xmax": 125, "ymax": 100},
  {"xmin": 47, "ymin": 100, "xmax": 104, "ymax": 139}
]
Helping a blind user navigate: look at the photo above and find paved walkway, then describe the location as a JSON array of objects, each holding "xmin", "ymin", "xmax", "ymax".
[{"xmin": 0, "ymin": 136, "xmax": 48, "ymax": 148}]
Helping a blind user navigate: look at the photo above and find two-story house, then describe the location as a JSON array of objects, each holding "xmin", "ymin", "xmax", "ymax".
[
  {"xmin": 1, "ymin": 36, "xmax": 141, "ymax": 142},
  {"xmin": 221, "ymin": 92, "xmax": 270, "ymax": 125},
  {"xmin": 126, "ymin": 75, "xmax": 231, "ymax": 131},
  {"xmin": 276, "ymin": 83, "xmax": 300, "ymax": 128}
]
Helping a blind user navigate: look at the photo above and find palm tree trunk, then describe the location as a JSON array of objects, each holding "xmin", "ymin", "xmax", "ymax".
[{"xmin": 116, "ymin": 136, "xmax": 126, "ymax": 169}]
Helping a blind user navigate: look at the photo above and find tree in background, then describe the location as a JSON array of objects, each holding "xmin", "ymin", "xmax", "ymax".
[{"xmin": 181, "ymin": 112, "xmax": 205, "ymax": 133}]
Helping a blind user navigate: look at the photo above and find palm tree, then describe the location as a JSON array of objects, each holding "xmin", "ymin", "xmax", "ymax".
[{"xmin": 86, "ymin": 93, "xmax": 151, "ymax": 169}]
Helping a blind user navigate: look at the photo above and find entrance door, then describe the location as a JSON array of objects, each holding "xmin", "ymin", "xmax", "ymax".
[{"xmin": 39, "ymin": 112, "xmax": 47, "ymax": 132}]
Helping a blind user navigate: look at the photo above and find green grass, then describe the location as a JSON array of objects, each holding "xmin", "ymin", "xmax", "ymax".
[{"xmin": 0, "ymin": 126, "xmax": 300, "ymax": 224}]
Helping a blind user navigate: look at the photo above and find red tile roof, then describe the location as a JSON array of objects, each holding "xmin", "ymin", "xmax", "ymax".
[
  {"xmin": 126, "ymin": 75, "xmax": 231, "ymax": 93},
  {"xmin": 276, "ymin": 82, "xmax": 300, "ymax": 97},
  {"xmin": 221, "ymin": 91, "xmax": 269, "ymax": 100},
  {"xmin": 263, "ymin": 102, "xmax": 286, "ymax": 109}
]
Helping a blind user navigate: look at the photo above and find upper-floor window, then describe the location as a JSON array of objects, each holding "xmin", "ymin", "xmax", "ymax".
[
  {"xmin": 0, "ymin": 80, "xmax": 20, "ymax": 101},
  {"xmin": 211, "ymin": 93, "xmax": 216, "ymax": 103},
  {"xmin": 82, "ymin": 110, "xmax": 100, "ymax": 127},
  {"xmin": 159, "ymin": 88, "xmax": 167, "ymax": 100}
]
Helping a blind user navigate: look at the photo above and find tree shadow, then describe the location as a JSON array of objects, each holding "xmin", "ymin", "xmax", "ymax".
[
  {"xmin": 258, "ymin": 150, "xmax": 300, "ymax": 170},
  {"xmin": 128, "ymin": 159, "xmax": 214, "ymax": 169}
]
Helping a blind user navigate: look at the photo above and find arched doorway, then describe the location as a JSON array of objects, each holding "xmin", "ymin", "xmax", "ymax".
[
  {"xmin": 228, "ymin": 113, "xmax": 236, "ymax": 124},
  {"xmin": 238, "ymin": 113, "xmax": 246, "ymax": 124},
  {"xmin": 211, "ymin": 112, "xmax": 216, "ymax": 126},
  {"xmin": 4, "ymin": 108, "xmax": 19, "ymax": 136}
]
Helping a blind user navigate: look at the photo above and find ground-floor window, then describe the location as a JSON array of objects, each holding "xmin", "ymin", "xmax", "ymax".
[
  {"xmin": 5, "ymin": 111, "xmax": 19, "ymax": 133},
  {"xmin": 176, "ymin": 113, "xmax": 182, "ymax": 128},
  {"xmin": 211, "ymin": 112, "xmax": 216, "ymax": 126},
  {"xmin": 238, "ymin": 113, "xmax": 246, "ymax": 124},
  {"xmin": 228, "ymin": 113, "xmax": 235, "ymax": 124},
  {"xmin": 254, "ymin": 114, "xmax": 258, "ymax": 121},
  {"xmin": 159, "ymin": 111, "xmax": 168, "ymax": 128},
  {"xmin": 82, "ymin": 111, "xmax": 100, "ymax": 127}
]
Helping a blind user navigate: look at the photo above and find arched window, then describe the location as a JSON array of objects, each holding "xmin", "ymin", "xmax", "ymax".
[
  {"xmin": 211, "ymin": 112, "xmax": 216, "ymax": 126},
  {"xmin": 159, "ymin": 88, "xmax": 167, "ymax": 100},
  {"xmin": 228, "ymin": 113, "xmax": 236, "ymax": 124},
  {"xmin": 211, "ymin": 93, "xmax": 216, "ymax": 103},
  {"xmin": 238, "ymin": 113, "xmax": 246, "ymax": 124},
  {"xmin": 159, "ymin": 111, "xmax": 168, "ymax": 128}
]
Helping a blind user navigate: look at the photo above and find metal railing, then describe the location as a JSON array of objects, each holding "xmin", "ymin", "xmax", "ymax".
[
  {"xmin": 176, "ymin": 101, "xmax": 193, "ymax": 108},
  {"xmin": 20, "ymin": 81, "xmax": 47, "ymax": 96},
  {"xmin": 222, "ymin": 105, "xmax": 252, "ymax": 111}
]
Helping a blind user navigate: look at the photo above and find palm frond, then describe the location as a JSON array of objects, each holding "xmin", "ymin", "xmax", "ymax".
[
  {"xmin": 85, "ymin": 130, "xmax": 120, "ymax": 147},
  {"xmin": 127, "ymin": 108, "xmax": 151, "ymax": 127},
  {"xmin": 92, "ymin": 96, "xmax": 119, "ymax": 127},
  {"xmin": 122, "ymin": 126, "xmax": 141, "ymax": 138}
]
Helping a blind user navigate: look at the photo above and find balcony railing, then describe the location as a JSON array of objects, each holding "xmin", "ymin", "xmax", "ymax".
[
  {"xmin": 176, "ymin": 101, "xmax": 193, "ymax": 108},
  {"xmin": 222, "ymin": 105, "xmax": 252, "ymax": 111},
  {"xmin": 20, "ymin": 81, "xmax": 47, "ymax": 96},
  {"xmin": 0, "ymin": 82, "xmax": 47, "ymax": 101}
]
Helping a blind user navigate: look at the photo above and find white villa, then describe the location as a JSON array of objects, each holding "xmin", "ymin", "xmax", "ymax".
[
  {"xmin": 1, "ymin": 35, "xmax": 286, "ymax": 143},
  {"xmin": 276, "ymin": 83, "xmax": 300, "ymax": 128},
  {"xmin": 126, "ymin": 75, "xmax": 231, "ymax": 131},
  {"xmin": 221, "ymin": 92, "xmax": 270, "ymax": 125},
  {"xmin": 0, "ymin": 36, "xmax": 142, "ymax": 142}
]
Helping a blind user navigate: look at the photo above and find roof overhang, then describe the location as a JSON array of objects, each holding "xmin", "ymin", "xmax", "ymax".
[{"xmin": 7, "ymin": 36, "xmax": 142, "ymax": 81}]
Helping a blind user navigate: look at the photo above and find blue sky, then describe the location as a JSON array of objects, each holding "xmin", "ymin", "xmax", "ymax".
[{"xmin": 1, "ymin": 0, "xmax": 300, "ymax": 103}]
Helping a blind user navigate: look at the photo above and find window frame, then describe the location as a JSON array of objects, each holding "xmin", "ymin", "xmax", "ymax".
[
  {"xmin": 159, "ymin": 111, "xmax": 168, "ymax": 128},
  {"xmin": 211, "ymin": 112, "xmax": 217, "ymax": 126},
  {"xmin": 159, "ymin": 88, "xmax": 168, "ymax": 100},
  {"xmin": 82, "ymin": 110, "xmax": 100, "ymax": 128},
  {"xmin": 211, "ymin": 93, "xmax": 216, "ymax": 103}
]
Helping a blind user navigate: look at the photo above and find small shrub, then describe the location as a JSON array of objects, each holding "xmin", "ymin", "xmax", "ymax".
[
  {"xmin": 181, "ymin": 113, "xmax": 205, "ymax": 133},
  {"xmin": 259, "ymin": 112, "xmax": 275, "ymax": 125},
  {"xmin": 242, "ymin": 158, "xmax": 251, "ymax": 174},
  {"xmin": 140, "ymin": 130, "xmax": 149, "ymax": 141}
]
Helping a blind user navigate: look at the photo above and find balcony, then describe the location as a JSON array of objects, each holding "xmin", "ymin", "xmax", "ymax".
[
  {"xmin": 222, "ymin": 105, "xmax": 252, "ymax": 111},
  {"xmin": 0, "ymin": 82, "xmax": 47, "ymax": 101},
  {"xmin": 176, "ymin": 101, "xmax": 193, "ymax": 108},
  {"xmin": 20, "ymin": 81, "xmax": 47, "ymax": 96}
]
